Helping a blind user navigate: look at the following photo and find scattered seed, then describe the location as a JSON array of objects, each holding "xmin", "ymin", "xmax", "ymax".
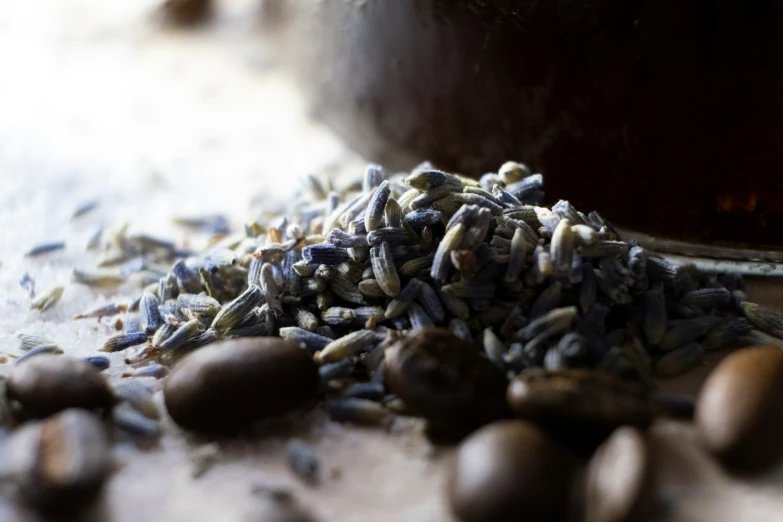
[
  {"xmin": 102, "ymin": 332, "xmax": 148, "ymax": 353},
  {"xmin": 73, "ymin": 301, "xmax": 128, "ymax": 320},
  {"xmin": 655, "ymin": 343, "xmax": 704, "ymax": 377},
  {"xmin": 370, "ymin": 242, "xmax": 400, "ymax": 296},
  {"xmin": 158, "ymin": 319, "xmax": 202, "ymax": 351},
  {"xmin": 681, "ymin": 288, "xmax": 731, "ymax": 310},
  {"xmin": 211, "ymin": 285, "xmax": 263, "ymax": 331},
  {"xmin": 317, "ymin": 330, "xmax": 375, "ymax": 363},
  {"xmin": 659, "ymin": 321, "xmax": 710, "ymax": 352},
  {"xmin": 72, "ymin": 269, "xmax": 125, "ymax": 288},
  {"xmin": 132, "ymin": 363, "xmax": 168, "ymax": 378},
  {"xmin": 25, "ymin": 241, "xmax": 66, "ymax": 257},
  {"xmin": 17, "ymin": 333, "xmax": 58, "ymax": 352},
  {"xmin": 330, "ymin": 273, "xmax": 366, "ymax": 304},
  {"xmin": 550, "ymin": 219, "xmax": 575, "ymax": 277},
  {"xmin": 286, "ymin": 439, "xmax": 319, "ymax": 485},
  {"xmin": 15, "ymin": 345, "xmax": 65, "ymax": 364},
  {"xmin": 83, "ymin": 355, "xmax": 110, "ymax": 371},
  {"xmin": 326, "ymin": 398, "xmax": 389, "ymax": 426},
  {"xmin": 505, "ymin": 228, "xmax": 528, "ymax": 282},
  {"xmin": 112, "ymin": 402, "xmax": 161, "ymax": 438},
  {"xmin": 303, "ymin": 243, "xmax": 350, "ymax": 265},
  {"xmin": 642, "ymin": 291, "xmax": 667, "ymax": 345},
  {"xmin": 189, "ymin": 443, "xmax": 222, "ymax": 479},
  {"xmin": 408, "ymin": 302, "xmax": 435, "ymax": 329},
  {"xmin": 30, "ymin": 286, "xmax": 64, "ymax": 312},
  {"xmin": 111, "ymin": 380, "xmax": 159, "ymax": 420},
  {"xmin": 321, "ymin": 307, "xmax": 356, "ymax": 325},
  {"xmin": 70, "ymin": 199, "xmax": 100, "ymax": 220},
  {"xmin": 530, "ymin": 281, "xmax": 563, "ymax": 320},
  {"xmin": 416, "ymin": 281, "xmax": 445, "ymax": 323},
  {"xmin": 431, "ymin": 223, "xmax": 465, "ymax": 282},
  {"xmin": 741, "ymin": 302, "xmax": 783, "ymax": 339},
  {"xmin": 342, "ymin": 382, "xmax": 385, "ymax": 401}
]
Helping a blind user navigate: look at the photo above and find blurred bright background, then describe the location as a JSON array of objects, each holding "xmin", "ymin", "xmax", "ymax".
[{"xmin": 0, "ymin": 0, "xmax": 361, "ymax": 226}]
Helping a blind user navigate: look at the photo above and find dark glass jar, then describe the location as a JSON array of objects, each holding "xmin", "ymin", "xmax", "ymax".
[{"xmin": 276, "ymin": 0, "xmax": 783, "ymax": 250}]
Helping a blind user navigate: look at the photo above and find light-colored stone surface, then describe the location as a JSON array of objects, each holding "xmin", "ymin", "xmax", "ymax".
[{"xmin": 0, "ymin": 1, "xmax": 781, "ymax": 521}]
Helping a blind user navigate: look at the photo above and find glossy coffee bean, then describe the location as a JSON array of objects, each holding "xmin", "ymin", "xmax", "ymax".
[
  {"xmin": 507, "ymin": 368, "xmax": 653, "ymax": 450},
  {"xmin": 447, "ymin": 420, "xmax": 575, "ymax": 522},
  {"xmin": 6, "ymin": 354, "xmax": 113, "ymax": 419},
  {"xmin": 696, "ymin": 345, "xmax": 783, "ymax": 473},
  {"xmin": 5, "ymin": 409, "xmax": 111, "ymax": 513},
  {"xmin": 383, "ymin": 328, "xmax": 509, "ymax": 441},
  {"xmin": 585, "ymin": 427, "xmax": 653, "ymax": 522},
  {"xmin": 164, "ymin": 337, "xmax": 319, "ymax": 433}
]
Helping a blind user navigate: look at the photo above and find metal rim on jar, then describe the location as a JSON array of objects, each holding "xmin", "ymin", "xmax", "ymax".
[{"xmin": 620, "ymin": 230, "xmax": 783, "ymax": 276}]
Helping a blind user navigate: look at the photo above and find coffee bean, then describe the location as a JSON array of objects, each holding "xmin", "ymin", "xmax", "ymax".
[
  {"xmin": 383, "ymin": 328, "xmax": 509, "ymax": 441},
  {"xmin": 164, "ymin": 338, "xmax": 319, "ymax": 433},
  {"xmin": 584, "ymin": 427, "xmax": 653, "ymax": 522},
  {"xmin": 6, "ymin": 354, "xmax": 113, "ymax": 419},
  {"xmin": 695, "ymin": 345, "xmax": 783, "ymax": 473},
  {"xmin": 446, "ymin": 420, "xmax": 575, "ymax": 522},
  {"xmin": 506, "ymin": 369, "xmax": 653, "ymax": 450},
  {"xmin": 4, "ymin": 409, "xmax": 111, "ymax": 513}
]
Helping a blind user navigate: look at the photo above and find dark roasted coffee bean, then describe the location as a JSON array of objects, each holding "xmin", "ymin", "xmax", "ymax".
[
  {"xmin": 384, "ymin": 328, "xmax": 509, "ymax": 439},
  {"xmin": 584, "ymin": 427, "xmax": 652, "ymax": 522},
  {"xmin": 5, "ymin": 409, "xmax": 110, "ymax": 513},
  {"xmin": 507, "ymin": 369, "xmax": 653, "ymax": 449},
  {"xmin": 447, "ymin": 420, "xmax": 575, "ymax": 522},
  {"xmin": 164, "ymin": 338, "xmax": 318, "ymax": 433},
  {"xmin": 6, "ymin": 355, "xmax": 113, "ymax": 419},
  {"xmin": 695, "ymin": 345, "xmax": 783, "ymax": 473}
]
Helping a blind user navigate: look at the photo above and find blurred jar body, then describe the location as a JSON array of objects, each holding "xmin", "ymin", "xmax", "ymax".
[{"xmin": 275, "ymin": 0, "xmax": 783, "ymax": 248}]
